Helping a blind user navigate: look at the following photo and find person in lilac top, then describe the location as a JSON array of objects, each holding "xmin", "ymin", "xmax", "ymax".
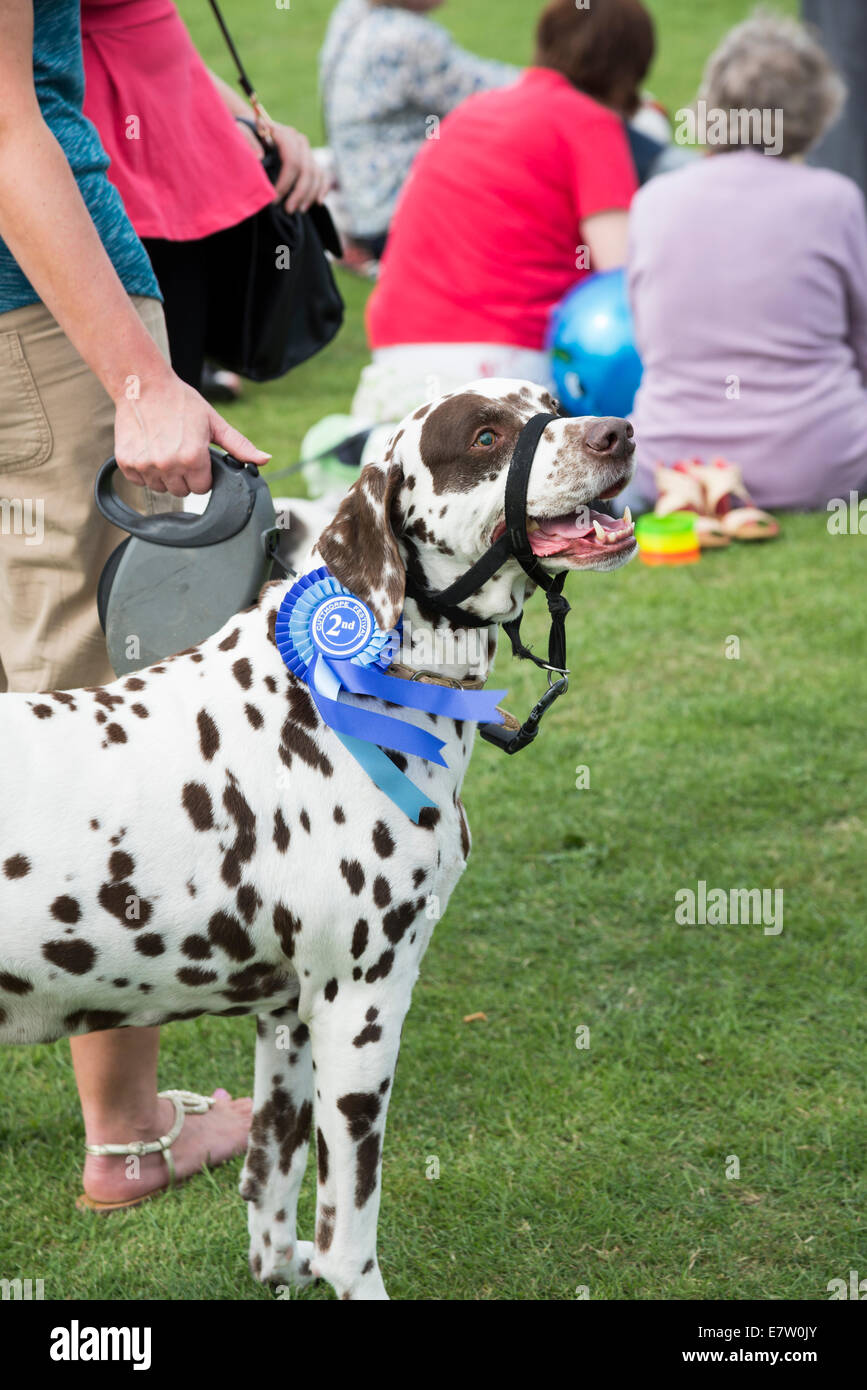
[{"xmin": 626, "ymin": 13, "xmax": 867, "ymax": 513}]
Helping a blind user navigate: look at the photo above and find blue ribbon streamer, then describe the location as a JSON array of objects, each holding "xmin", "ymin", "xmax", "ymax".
[
  {"xmin": 330, "ymin": 660, "xmax": 506, "ymax": 724},
  {"xmin": 274, "ymin": 568, "xmax": 508, "ymax": 822},
  {"xmin": 334, "ymin": 734, "xmax": 437, "ymax": 822},
  {"xmin": 309, "ymin": 657, "xmax": 437, "ymax": 821},
  {"xmin": 309, "ymin": 657, "xmax": 448, "ymax": 765}
]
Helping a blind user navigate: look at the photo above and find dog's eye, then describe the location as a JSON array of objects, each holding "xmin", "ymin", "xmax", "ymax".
[{"xmin": 472, "ymin": 429, "xmax": 497, "ymax": 448}]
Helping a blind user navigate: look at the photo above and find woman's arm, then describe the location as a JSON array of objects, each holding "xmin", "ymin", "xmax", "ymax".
[
  {"xmin": 0, "ymin": 1, "xmax": 267, "ymax": 495},
  {"xmin": 208, "ymin": 68, "xmax": 255, "ymax": 122},
  {"xmin": 567, "ymin": 109, "xmax": 638, "ymax": 273},
  {"xmin": 582, "ymin": 210, "xmax": 631, "ymax": 270}
]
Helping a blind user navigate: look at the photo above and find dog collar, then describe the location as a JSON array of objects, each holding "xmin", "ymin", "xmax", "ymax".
[
  {"xmin": 387, "ymin": 661, "xmax": 520, "ymax": 729},
  {"xmin": 386, "ymin": 662, "xmax": 487, "ymax": 691}
]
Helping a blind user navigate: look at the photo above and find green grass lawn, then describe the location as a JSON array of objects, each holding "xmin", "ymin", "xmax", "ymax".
[{"xmin": 4, "ymin": 0, "xmax": 862, "ymax": 1304}]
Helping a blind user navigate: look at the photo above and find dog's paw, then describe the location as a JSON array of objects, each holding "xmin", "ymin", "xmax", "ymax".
[
  {"xmin": 311, "ymin": 1254, "xmax": 389, "ymax": 1300},
  {"xmin": 270, "ymin": 1239, "xmax": 317, "ymax": 1289},
  {"xmin": 250, "ymin": 1236, "xmax": 316, "ymax": 1289}
]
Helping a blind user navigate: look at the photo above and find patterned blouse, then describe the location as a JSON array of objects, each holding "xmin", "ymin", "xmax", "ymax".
[{"xmin": 320, "ymin": 0, "xmax": 518, "ymax": 238}]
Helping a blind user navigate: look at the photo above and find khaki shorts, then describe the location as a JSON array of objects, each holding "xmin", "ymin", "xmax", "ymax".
[{"xmin": 0, "ymin": 295, "xmax": 177, "ymax": 693}]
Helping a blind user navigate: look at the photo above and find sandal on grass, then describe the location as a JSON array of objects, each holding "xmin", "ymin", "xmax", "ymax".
[
  {"xmin": 691, "ymin": 458, "xmax": 780, "ymax": 541},
  {"xmin": 654, "ymin": 461, "xmax": 730, "ymax": 548},
  {"xmin": 718, "ymin": 504, "xmax": 779, "ymax": 540},
  {"xmin": 75, "ymin": 1089, "xmax": 214, "ymax": 1214}
]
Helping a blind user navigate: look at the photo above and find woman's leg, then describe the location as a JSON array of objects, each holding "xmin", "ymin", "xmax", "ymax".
[
  {"xmin": 72, "ymin": 1028, "xmax": 252, "ymax": 1205},
  {"xmin": 0, "ymin": 294, "xmax": 250, "ymax": 1201},
  {"xmin": 358, "ymin": 231, "xmax": 388, "ymax": 260}
]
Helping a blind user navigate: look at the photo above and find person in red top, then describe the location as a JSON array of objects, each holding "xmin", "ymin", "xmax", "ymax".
[{"xmin": 355, "ymin": 0, "xmax": 651, "ymax": 422}]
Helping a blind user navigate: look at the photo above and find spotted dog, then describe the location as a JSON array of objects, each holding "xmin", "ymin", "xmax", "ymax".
[{"xmin": 0, "ymin": 380, "xmax": 636, "ymax": 1300}]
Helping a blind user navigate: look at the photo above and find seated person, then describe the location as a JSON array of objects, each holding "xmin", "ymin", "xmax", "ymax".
[
  {"xmin": 353, "ymin": 0, "xmax": 652, "ymax": 424},
  {"xmin": 320, "ymin": 0, "xmax": 518, "ymax": 259},
  {"xmin": 626, "ymin": 13, "xmax": 867, "ymax": 513}
]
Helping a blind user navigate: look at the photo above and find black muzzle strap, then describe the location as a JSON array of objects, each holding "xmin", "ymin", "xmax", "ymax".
[
  {"xmin": 502, "ymin": 413, "xmax": 561, "ymax": 588},
  {"xmin": 401, "ymin": 412, "xmax": 574, "ymax": 753},
  {"xmin": 403, "ymin": 414, "xmax": 560, "ymax": 616},
  {"xmin": 502, "ymin": 571, "xmax": 569, "ymax": 673}
]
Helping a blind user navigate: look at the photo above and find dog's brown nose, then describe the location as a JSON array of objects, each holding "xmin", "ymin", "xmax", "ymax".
[{"xmin": 584, "ymin": 418, "xmax": 635, "ymax": 459}]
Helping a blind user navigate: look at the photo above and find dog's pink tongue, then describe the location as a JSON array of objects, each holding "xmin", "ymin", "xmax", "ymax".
[{"xmin": 529, "ymin": 515, "xmax": 595, "ymax": 556}]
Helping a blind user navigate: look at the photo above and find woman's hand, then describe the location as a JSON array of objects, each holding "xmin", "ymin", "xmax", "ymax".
[
  {"xmin": 269, "ymin": 123, "xmax": 332, "ymax": 213},
  {"xmin": 113, "ymin": 364, "xmax": 270, "ymax": 497},
  {"xmin": 208, "ymin": 70, "xmax": 330, "ymax": 213}
]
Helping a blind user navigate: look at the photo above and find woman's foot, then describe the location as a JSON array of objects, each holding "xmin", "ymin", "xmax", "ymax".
[
  {"xmin": 200, "ymin": 363, "xmax": 243, "ymax": 403},
  {"xmin": 81, "ymin": 1088, "xmax": 252, "ymax": 1206},
  {"xmin": 339, "ymin": 237, "xmax": 380, "ymax": 280}
]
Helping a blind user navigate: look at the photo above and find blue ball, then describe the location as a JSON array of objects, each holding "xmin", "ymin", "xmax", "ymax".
[{"xmin": 546, "ymin": 268, "xmax": 643, "ymax": 418}]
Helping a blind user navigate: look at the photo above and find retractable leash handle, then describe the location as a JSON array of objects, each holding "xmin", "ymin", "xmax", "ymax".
[{"xmin": 94, "ymin": 450, "xmax": 260, "ymax": 547}]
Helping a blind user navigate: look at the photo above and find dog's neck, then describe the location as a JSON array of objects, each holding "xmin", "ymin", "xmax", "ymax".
[
  {"xmin": 395, "ymin": 596, "xmax": 495, "ymax": 684},
  {"xmin": 395, "ymin": 536, "xmax": 531, "ymax": 685},
  {"xmin": 300, "ymin": 539, "xmax": 530, "ymax": 685}
]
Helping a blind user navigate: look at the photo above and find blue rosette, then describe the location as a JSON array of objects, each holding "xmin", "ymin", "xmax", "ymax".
[
  {"xmin": 273, "ymin": 567, "xmax": 506, "ymax": 822},
  {"xmin": 274, "ymin": 567, "xmax": 395, "ymax": 680}
]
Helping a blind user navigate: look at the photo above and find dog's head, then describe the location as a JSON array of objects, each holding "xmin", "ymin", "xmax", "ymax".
[{"xmin": 316, "ymin": 379, "xmax": 636, "ymax": 633}]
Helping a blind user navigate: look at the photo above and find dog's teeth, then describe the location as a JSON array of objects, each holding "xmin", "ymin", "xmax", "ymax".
[
  {"xmin": 592, "ymin": 520, "xmax": 607, "ymax": 541},
  {"xmin": 623, "ymin": 506, "xmax": 632, "ymax": 526},
  {"xmin": 527, "ymin": 520, "xmax": 540, "ymax": 533}
]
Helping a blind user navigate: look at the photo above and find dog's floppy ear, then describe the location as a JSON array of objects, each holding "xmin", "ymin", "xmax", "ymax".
[{"xmin": 317, "ymin": 461, "xmax": 406, "ymax": 633}]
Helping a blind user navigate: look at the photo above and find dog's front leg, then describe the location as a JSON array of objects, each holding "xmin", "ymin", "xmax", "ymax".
[
  {"xmin": 242, "ymin": 998, "xmax": 315, "ymax": 1290},
  {"xmin": 310, "ymin": 978, "xmax": 411, "ymax": 1301}
]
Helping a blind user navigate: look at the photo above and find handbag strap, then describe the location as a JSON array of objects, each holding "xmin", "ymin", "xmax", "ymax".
[{"xmin": 207, "ymin": 0, "xmax": 274, "ymax": 143}]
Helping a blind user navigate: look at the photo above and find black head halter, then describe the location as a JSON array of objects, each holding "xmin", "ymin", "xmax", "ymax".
[{"xmin": 403, "ymin": 413, "xmax": 574, "ymax": 754}]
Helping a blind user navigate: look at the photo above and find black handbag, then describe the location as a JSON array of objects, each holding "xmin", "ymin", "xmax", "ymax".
[{"xmin": 203, "ymin": 0, "xmax": 344, "ymax": 382}]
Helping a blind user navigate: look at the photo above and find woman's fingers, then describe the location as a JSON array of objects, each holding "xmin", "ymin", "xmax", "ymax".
[
  {"xmin": 272, "ymin": 124, "xmax": 326, "ymax": 212},
  {"xmin": 267, "ymin": 123, "xmax": 330, "ymax": 212},
  {"xmin": 113, "ymin": 374, "xmax": 269, "ymax": 498},
  {"xmin": 284, "ymin": 163, "xmax": 318, "ymax": 214},
  {"xmin": 271, "ymin": 125, "xmax": 306, "ymax": 201},
  {"xmin": 208, "ymin": 409, "xmax": 271, "ymax": 469}
]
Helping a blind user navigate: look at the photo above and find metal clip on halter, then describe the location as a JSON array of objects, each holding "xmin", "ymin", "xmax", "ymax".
[{"xmin": 479, "ymin": 671, "xmax": 569, "ymax": 754}]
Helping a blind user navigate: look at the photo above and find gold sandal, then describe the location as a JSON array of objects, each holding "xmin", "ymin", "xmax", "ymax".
[
  {"xmin": 75, "ymin": 1089, "xmax": 214, "ymax": 1213},
  {"xmin": 691, "ymin": 459, "xmax": 780, "ymax": 541},
  {"xmin": 654, "ymin": 461, "xmax": 730, "ymax": 548}
]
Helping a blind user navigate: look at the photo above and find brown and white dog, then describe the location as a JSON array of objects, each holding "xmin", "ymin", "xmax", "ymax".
[{"xmin": 0, "ymin": 380, "xmax": 635, "ymax": 1299}]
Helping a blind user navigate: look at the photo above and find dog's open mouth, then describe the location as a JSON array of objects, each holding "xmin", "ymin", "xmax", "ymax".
[
  {"xmin": 526, "ymin": 508, "xmax": 635, "ymax": 559},
  {"xmin": 492, "ymin": 508, "xmax": 636, "ymax": 562}
]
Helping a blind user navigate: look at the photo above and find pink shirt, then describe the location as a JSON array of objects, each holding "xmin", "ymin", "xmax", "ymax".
[
  {"xmin": 81, "ymin": 0, "xmax": 274, "ymax": 242},
  {"xmin": 367, "ymin": 68, "xmax": 638, "ymax": 352}
]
